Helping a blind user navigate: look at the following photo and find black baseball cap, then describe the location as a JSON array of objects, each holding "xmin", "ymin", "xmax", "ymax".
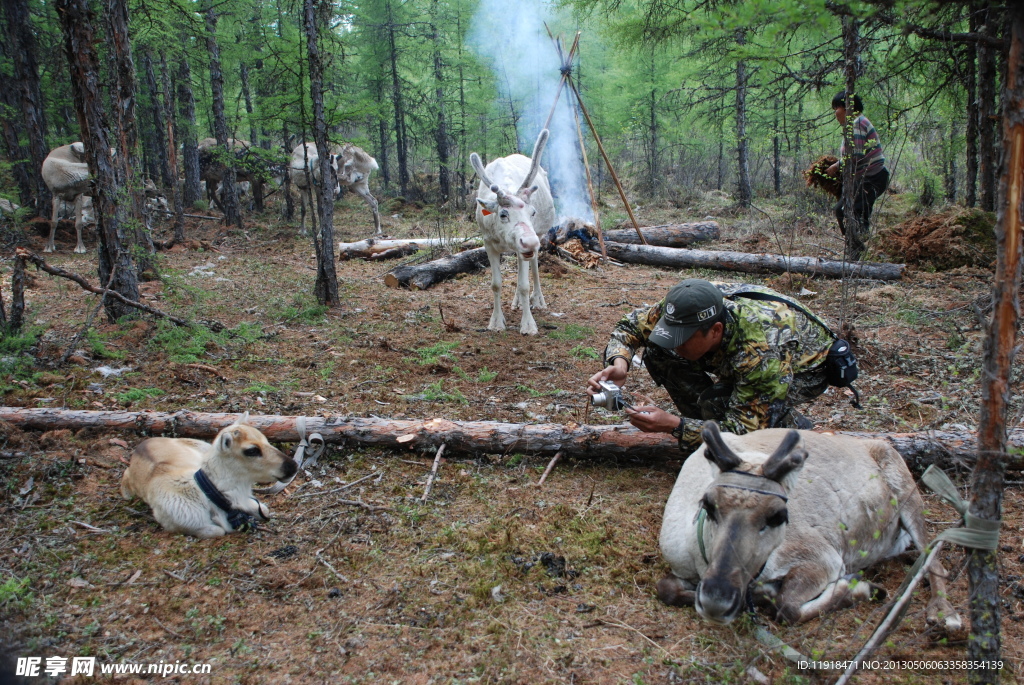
[{"xmin": 649, "ymin": 279, "xmax": 724, "ymax": 349}]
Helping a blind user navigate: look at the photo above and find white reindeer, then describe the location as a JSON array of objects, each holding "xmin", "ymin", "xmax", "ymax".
[
  {"xmin": 336, "ymin": 143, "xmax": 382, "ymax": 235},
  {"xmin": 658, "ymin": 421, "xmax": 962, "ymax": 630},
  {"xmin": 288, "ymin": 142, "xmax": 341, "ymax": 236},
  {"xmin": 470, "ymin": 129, "xmax": 555, "ymax": 335},
  {"xmin": 42, "ymin": 142, "xmax": 92, "ymax": 253}
]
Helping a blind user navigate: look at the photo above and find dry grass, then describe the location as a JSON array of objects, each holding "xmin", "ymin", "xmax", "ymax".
[{"xmin": 0, "ymin": 195, "xmax": 1021, "ymax": 684}]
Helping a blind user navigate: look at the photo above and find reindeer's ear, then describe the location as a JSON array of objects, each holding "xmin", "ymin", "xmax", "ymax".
[
  {"xmin": 238, "ymin": 411, "xmax": 250, "ymax": 425},
  {"xmin": 221, "ymin": 431, "xmax": 233, "ymax": 450},
  {"xmin": 761, "ymin": 430, "xmax": 807, "ymax": 482},
  {"xmin": 476, "ymin": 197, "xmax": 498, "ymax": 216},
  {"xmin": 71, "ymin": 142, "xmax": 85, "ymax": 157},
  {"xmin": 701, "ymin": 421, "xmax": 743, "ymax": 472}
]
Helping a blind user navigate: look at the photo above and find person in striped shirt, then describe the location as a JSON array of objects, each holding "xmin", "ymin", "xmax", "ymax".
[{"xmin": 826, "ymin": 91, "xmax": 890, "ymax": 260}]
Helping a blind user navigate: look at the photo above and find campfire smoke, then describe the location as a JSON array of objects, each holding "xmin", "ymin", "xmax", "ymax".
[{"xmin": 468, "ymin": 0, "xmax": 594, "ymax": 224}]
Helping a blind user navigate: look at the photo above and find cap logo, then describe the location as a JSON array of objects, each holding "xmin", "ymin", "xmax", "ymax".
[
  {"xmin": 665, "ymin": 303, "xmax": 675, "ymax": 315},
  {"xmin": 697, "ymin": 305, "xmax": 717, "ymax": 321}
]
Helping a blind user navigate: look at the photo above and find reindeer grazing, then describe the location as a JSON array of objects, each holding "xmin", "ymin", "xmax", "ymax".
[
  {"xmin": 470, "ymin": 129, "xmax": 555, "ymax": 335},
  {"xmin": 658, "ymin": 421, "xmax": 962, "ymax": 630},
  {"xmin": 42, "ymin": 142, "xmax": 92, "ymax": 253},
  {"xmin": 288, "ymin": 142, "xmax": 341, "ymax": 236},
  {"xmin": 198, "ymin": 137, "xmax": 261, "ymax": 212},
  {"xmin": 336, "ymin": 143, "xmax": 382, "ymax": 235}
]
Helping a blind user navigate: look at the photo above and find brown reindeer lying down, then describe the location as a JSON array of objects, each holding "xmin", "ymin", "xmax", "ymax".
[
  {"xmin": 121, "ymin": 414, "xmax": 297, "ymax": 538},
  {"xmin": 658, "ymin": 421, "xmax": 961, "ymax": 630}
]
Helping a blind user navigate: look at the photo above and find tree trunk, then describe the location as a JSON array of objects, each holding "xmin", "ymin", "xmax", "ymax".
[
  {"xmin": 431, "ymin": 0, "xmax": 450, "ymax": 205},
  {"xmin": 204, "ymin": 5, "xmax": 240, "ymax": 229},
  {"xmin": 385, "ymin": 0, "xmax": 409, "ymax": 197},
  {"xmin": 55, "ymin": 0, "xmax": 140, "ymax": 321},
  {"xmin": 239, "ymin": 62, "xmax": 264, "ymax": 213},
  {"xmin": 968, "ymin": 8, "xmax": 1023, "ymax": 682},
  {"xmin": 978, "ymin": 8, "xmax": 997, "ymax": 212},
  {"xmin": 176, "ymin": 53, "xmax": 201, "ymax": 209},
  {"xmin": 104, "ymin": 0, "xmax": 155, "ymax": 280},
  {"xmin": 1, "ymin": 407, "xmax": 1022, "ymax": 471},
  {"xmin": 143, "ymin": 51, "xmax": 172, "ymax": 189},
  {"xmin": 601, "ymin": 242, "xmax": 904, "ymax": 280},
  {"xmin": 773, "ymin": 105, "xmax": 782, "ymax": 196},
  {"xmin": 376, "ymin": 78, "xmax": 391, "ymax": 191},
  {"xmin": 735, "ymin": 29, "xmax": 751, "ymax": 208},
  {"xmin": 339, "ymin": 237, "xmax": 470, "ymax": 260},
  {"xmin": 303, "ymin": 0, "xmax": 339, "ymax": 307},
  {"xmin": 602, "ymin": 222, "xmax": 720, "ymax": 247},
  {"xmin": 158, "ymin": 52, "xmax": 185, "ymax": 243},
  {"xmin": 966, "ymin": 26, "xmax": 979, "ymax": 208},
  {"xmin": 1, "ymin": 0, "xmax": 50, "ymax": 217},
  {"xmin": 0, "ymin": 83, "xmax": 32, "ymax": 206},
  {"xmin": 280, "ymin": 122, "xmax": 294, "ymax": 220},
  {"xmin": 384, "ymin": 247, "xmax": 489, "ymax": 289},
  {"xmin": 841, "ymin": 16, "xmax": 863, "ymax": 261}
]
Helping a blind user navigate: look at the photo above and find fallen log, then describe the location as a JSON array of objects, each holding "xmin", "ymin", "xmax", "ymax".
[
  {"xmin": 384, "ymin": 247, "xmax": 490, "ymax": 290},
  {"xmin": 0, "ymin": 408, "xmax": 1015, "ymax": 472},
  {"xmin": 338, "ymin": 237, "xmax": 480, "ymax": 260},
  {"xmin": 602, "ymin": 243, "xmax": 905, "ymax": 280},
  {"xmin": 603, "ymin": 222, "xmax": 720, "ymax": 248}
]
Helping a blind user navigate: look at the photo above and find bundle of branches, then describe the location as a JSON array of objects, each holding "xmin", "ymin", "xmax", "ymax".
[{"xmin": 803, "ymin": 155, "xmax": 841, "ymax": 198}]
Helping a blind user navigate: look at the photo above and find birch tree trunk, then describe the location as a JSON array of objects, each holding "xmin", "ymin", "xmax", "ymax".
[
  {"xmin": 303, "ymin": 0, "xmax": 339, "ymax": 306},
  {"xmin": 968, "ymin": 9, "xmax": 1023, "ymax": 682},
  {"xmin": 55, "ymin": 0, "xmax": 140, "ymax": 321}
]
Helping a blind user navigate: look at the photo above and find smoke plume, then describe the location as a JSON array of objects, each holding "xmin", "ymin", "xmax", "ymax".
[{"xmin": 468, "ymin": 0, "xmax": 594, "ymax": 222}]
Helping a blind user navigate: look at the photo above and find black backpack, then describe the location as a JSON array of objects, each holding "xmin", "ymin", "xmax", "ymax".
[{"xmin": 727, "ymin": 288, "xmax": 862, "ymax": 408}]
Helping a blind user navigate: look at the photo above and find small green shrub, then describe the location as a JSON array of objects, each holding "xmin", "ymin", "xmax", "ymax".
[
  {"xmin": 476, "ymin": 367, "xmax": 498, "ymax": 383},
  {"xmin": 116, "ymin": 387, "xmax": 165, "ymax": 404},
  {"xmin": 547, "ymin": 324, "xmax": 594, "ymax": 341},
  {"xmin": 0, "ymin": 577, "xmax": 33, "ymax": 611},
  {"xmin": 570, "ymin": 345, "xmax": 600, "ymax": 360},
  {"xmin": 411, "ymin": 341, "xmax": 459, "ymax": 366}
]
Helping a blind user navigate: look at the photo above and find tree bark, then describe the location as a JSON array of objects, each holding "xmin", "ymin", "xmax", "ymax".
[
  {"xmin": 303, "ymin": 0, "xmax": 340, "ymax": 307},
  {"xmin": 104, "ymin": 0, "xmax": 155, "ymax": 280},
  {"xmin": 339, "ymin": 237, "xmax": 471, "ymax": 260},
  {"xmin": 841, "ymin": 16, "xmax": 863, "ymax": 261},
  {"xmin": 384, "ymin": 247, "xmax": 489, "ymax": 289},
  {"xmin": 430, "ymin": 0, "xmax": 450, "ymax": 204},
  {"xmin": 1, "ymin": 0, "xmax": 50, "ymax": 217},
  {"xmin": 966, "ymin": 25, "xmax": 979, "ymax": 208},
  {"xmin": 158, "ymin": 52, "xmax": 185, "ymax": 244},
  {"xmin": 1, "ymin": 407, "xmax": 1022, "ymax": 471},
  {"xmin": 143, "ymin": 51, "xmax": 173, "ymax": 189},
  {"xmin": 977, "ymin": 8, "xmax": 998, "ymax": 213},
  {"xmin": 602, "ymin": 222, "xmax": 719, "ymax": 247},
  {"xmin": 602, "ymin": 242, "xmax": 904, "ymax": 280},
  {"xmin": 735, "ymin": 30, "xmax": 751, "ymax": 208},
  {"xmin": 0, "ymin": 81, "xmax": 32, "ymax": 206},
  {"xmin": 176, "ymin": 53, "xmax": 201, "ymax": 209},
  {"xmin": 204, "ymin": 5, "xmax": 240, "ymax": 229},
  {"xmin": 968, "ymin": 7, "xmax": 1023, "ymax": 682},
  {"xmin": 385, "ymin": 0, "xmax": 409, "ymax": 197},
  {"xmin": 55, "ymin": 0, "xmax": 140, "ymax": 322}
]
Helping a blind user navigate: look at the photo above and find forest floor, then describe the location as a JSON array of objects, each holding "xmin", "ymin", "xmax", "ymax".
[{"xmin": 0, "ymin": 185, "xmax": 1021, "ymax": 684}]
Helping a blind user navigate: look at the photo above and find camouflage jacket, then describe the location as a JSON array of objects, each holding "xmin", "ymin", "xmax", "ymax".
[{"xmin": 604, "ymin": 284, "xmax": 834, "ymax": 450}]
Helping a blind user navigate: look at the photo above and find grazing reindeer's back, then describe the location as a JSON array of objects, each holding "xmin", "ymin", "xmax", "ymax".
[
  {"xmin": 469, "ymin": 129, "xmax": 555, "ymax": 335},
  {"xmin": 658, "ymin": 422, "xmax": 961, "ymax": 631}
]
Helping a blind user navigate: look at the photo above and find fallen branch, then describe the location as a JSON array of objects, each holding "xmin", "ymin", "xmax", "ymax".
[
  {"xmin": 421, "ymin": 443, "xmax": 446, "ymax": 502},
  {"xmin": 601, "ymin": 242, "xmax": 905, "ymax": 280},
  {"xmin": 602, "ymin": 222, "xmax": 720, "ymax": 248},
  {"xmin": 384, "ymin": 247, "xmax": 490, "ymax": 290},
  {"xmin": 338, "ymin": 237, "xmax": 480, "ymax": 260},
  {"xmin": 150, "ymin": 209, "xmax": 222, "ymax": 221},
  {"xmin": 0, "ymin": 408, "xmax": 1015, "ymax": 472},
  {"xmin": 15, "ymin": 249, "xmax": 224, "ymax": 331},
  {"xmin": 537, "ymin": 451, "xmax": 562, "ymax": 486}
]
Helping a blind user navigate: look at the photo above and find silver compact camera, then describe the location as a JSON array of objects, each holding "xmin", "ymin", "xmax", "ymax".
[{"xmin": 590, "ymin": 380, "xmax": 632, "ymax": 411}]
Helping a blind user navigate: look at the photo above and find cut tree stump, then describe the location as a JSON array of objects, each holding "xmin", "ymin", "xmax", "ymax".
[
  {"xmin": 602, "ymin": 222, "xmax": 720, "ymax": 247},
  {"xmin": 602, "ymin": 243, "xmax": 905, "ymax": 280},
  {"xmin": 384, "ymin": 247, "xmax": 490, "ymax": 290},
  {"xmin": 338, "ymin": 237, "xmax": 480, "ymax": 260},
  {"xmin": 0, "ymin": 408, "xmax": 1013, "ymax": 472}
]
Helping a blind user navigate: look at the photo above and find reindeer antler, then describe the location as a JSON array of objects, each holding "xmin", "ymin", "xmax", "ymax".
[
  {"xmin": 470, "ymin": 152, "xmax": 494, "ymax": 189},
  {"xmin": 491, "ymin": 185, "xmax": 514, "ymax": 208},
  {"xmin": 520, "ymin": 129, "xmax": 550, "ymax": 191}
]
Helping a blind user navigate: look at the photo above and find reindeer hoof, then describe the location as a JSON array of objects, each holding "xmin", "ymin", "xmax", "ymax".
[{"xmin": 74, "ymin": 246, "xmax": 87, "ymax": 254}]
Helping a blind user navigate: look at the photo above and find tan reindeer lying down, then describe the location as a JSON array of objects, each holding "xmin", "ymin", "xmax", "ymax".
[
  {"xmin": 121, "ymin": 414, "xmax": 297, "ymax": 538},
  {"xmin": 658, "ymin": 422, "xmax": 961, "ymax": 630}
]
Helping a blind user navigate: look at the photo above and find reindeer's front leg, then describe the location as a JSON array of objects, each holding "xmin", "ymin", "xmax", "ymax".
[
  {"xmin": 774, "ymin": 552, "xmax": 883, "ymax": 624},
  {"xmin": 529, "ymin": 256, "xmax": 546, "ymax": 309},
  {"xmin": 485, "ymin": 245, "xmax": 506, "ymax": 331},
  {"xmin": 73, "ymin": 194, "xmax": 87, "ymax": 254},
  {"xmin": 657, "ymin": 573, "xmax": 697, "ymax": 607},
  {"xmin": 515, "ymin": 256, "xmax": 538, "ymax": 335},
  {"xmin": 45, "ymin": 196, "xmax": 59, "ymax": 253}
]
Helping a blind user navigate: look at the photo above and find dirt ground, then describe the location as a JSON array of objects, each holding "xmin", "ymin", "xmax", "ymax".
[{"xmin": 1, "ymin": 189, "xmax": 1022, "ymax": 684}]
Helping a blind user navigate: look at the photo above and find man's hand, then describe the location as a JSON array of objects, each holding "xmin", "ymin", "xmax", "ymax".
[
  {"xmin": 624, "ymin": 405, "xmax": 681, "ymax": 434},
  {"xmin": 826, "ymin": 162, "xmax": 840, "ymax": 178},
  {"xmin": 587, "ymin": 358, "xmax": 628, "ymax": 395}
]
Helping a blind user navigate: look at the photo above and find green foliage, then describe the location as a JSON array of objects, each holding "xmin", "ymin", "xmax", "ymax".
[
  {"xmin": 0, "ymin": 327, "xmax": 41, "ymax": 390},
  {"xmin": 85, "ymin": 329, "xmax": 127, "ymax": 360},
  {"xmin": 420, "ymin": 381, "xmax": 468, "ymax": 404},
  {"xmin": 410, "ymin": 341, "xmax": 459, "ymax": 366},
  {"xmin": 476, "ymin": 367, "xmax": 498, "ymax": 383},
  {"xmin": 547, "ymin": 324, "xmax": 594, "ymax": 342},
  {"xmin": 270, "ymin": 295, "xmax": 329, "ymax": 325},
  {"xmin": 570, "ymin": 345, "xmax": 600, "ymax": 360},
  {"xmin": 115, "ymin": 387, "xmax": 165, "ymax": 404},
  {"xmin": 0, "ymin": 577, "xmax": 33, "ymax": 611},
  {"xmin": 243, "ymin": 382, "xmax": 278, "ymax": 393}
]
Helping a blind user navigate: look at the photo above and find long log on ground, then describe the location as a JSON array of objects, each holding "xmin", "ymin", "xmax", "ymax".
[
  {"xmin": 384, "ymin": 247, "xmax": 490, "ymax": 290},
  {"xmin": 603, "ymin": 222, "xmax": 720, "ymax": 248},
  {"xmin": 338, "ymin": 237, "xmax": 480, "ymax": 260},
  {"xmin": 602, "ymin": 242, "xmax": 905, "ymax": 280},
  {"xmin": 0, "ymin": 408, "xmax": 1016, "ymax": 472}
]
